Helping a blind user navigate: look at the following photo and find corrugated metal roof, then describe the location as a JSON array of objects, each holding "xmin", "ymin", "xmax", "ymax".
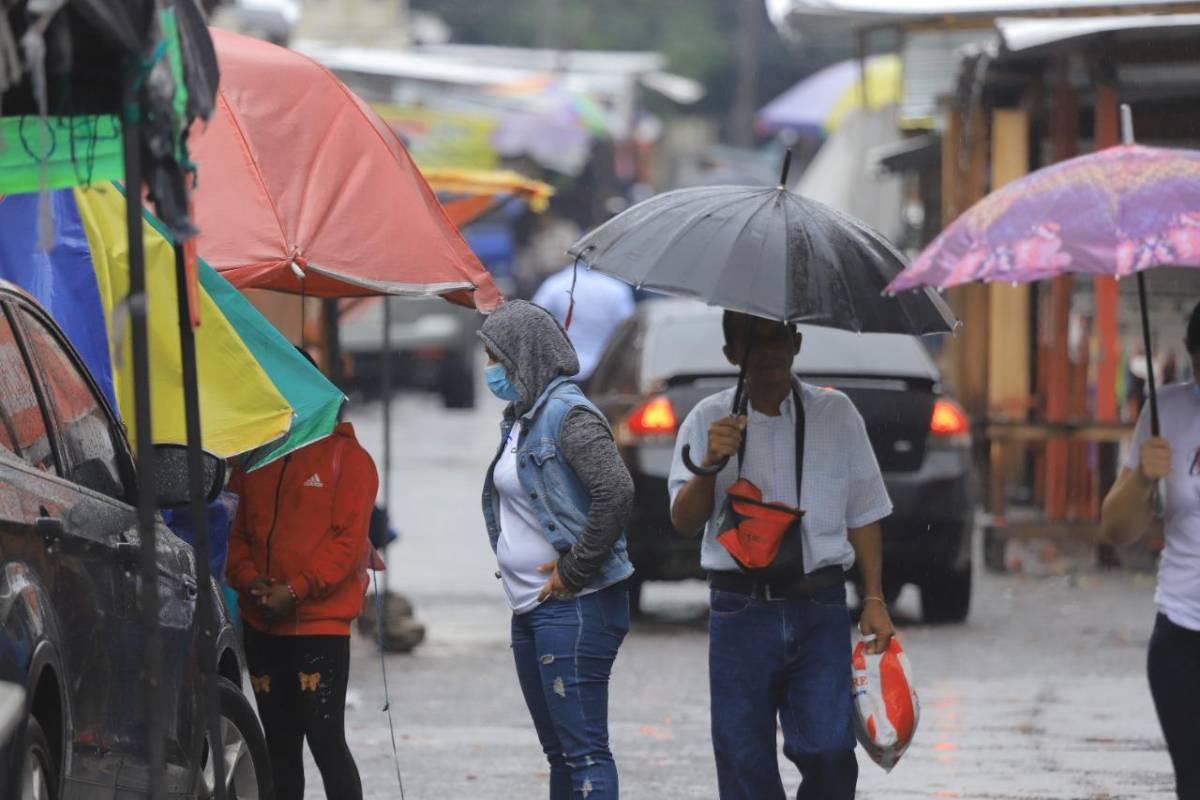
[
  {"xmin": 767, "ymin": 0, "xmax": 1200, "ymax": 33},
  {"xmin": 996, "ymin": 12, "xmax": 1200, "ymax": 50},
  {"xmin": 415, "ymin": 44, "xmax": 667, "ymax": 75},
  {"xmin": 900, "ymin": 29, "xmax": 995, "ymax": 129}
]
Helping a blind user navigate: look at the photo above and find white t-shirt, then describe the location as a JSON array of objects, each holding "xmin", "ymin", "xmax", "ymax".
[
  {"xmin": 1125, "ymin": 382, "xmax": 1200, "ymax": 631},
  {"xmin": 493, "ymin": 423, "xmax": 596, "ymax": 614}
]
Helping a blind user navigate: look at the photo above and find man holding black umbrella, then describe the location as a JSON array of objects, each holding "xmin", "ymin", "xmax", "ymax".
[
  {"xmin": 669, "ymin": 311, "xmax": 895, "ymax": 800},
  {"xmin": 565, "ymin": 148, "xmax": 954, "ymax": 798}
]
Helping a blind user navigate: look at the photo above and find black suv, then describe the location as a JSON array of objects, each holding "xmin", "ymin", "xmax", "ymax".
[
  {"xmin": 0, "ymin": 281, "xmax": 271, "ymax": 799},
  {"xmin": 589, "ymin": 299, "xmax": 978, "ymax": 622}
]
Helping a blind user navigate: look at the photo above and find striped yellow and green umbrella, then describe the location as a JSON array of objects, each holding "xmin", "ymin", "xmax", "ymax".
[{"xmin": 0, "ymin": 182, "xmax": 343, "ymax": 469}]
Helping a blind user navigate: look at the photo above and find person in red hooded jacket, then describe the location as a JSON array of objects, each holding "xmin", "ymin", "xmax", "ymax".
[{"xmin": 227, "ymin": 418, "xmax": 378, "ymax": 800}]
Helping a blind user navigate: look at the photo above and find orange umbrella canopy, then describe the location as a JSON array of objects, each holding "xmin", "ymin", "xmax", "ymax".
[{"xmin": 190, "ymin": 28, "xmax": 501, "ymax": 311}]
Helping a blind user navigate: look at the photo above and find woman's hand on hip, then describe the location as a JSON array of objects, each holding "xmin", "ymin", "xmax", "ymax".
[{"xmin": 537, "ymin": 560, "xmax": 576, "ymax": 603}]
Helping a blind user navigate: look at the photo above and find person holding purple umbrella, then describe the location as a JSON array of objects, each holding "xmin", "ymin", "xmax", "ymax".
[{"xmin": 1101, "ymin": 300, "xmax": 1200, "ymax": 800}]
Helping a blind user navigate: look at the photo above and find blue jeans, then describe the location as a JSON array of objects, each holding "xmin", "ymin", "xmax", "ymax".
[
  {"xmin": 511, "ymin": 583, "xmax": 630, "ymax": 800},
  {"xmin": 708, "ymin": 582, "xmax": 857, "ymax": 800}
]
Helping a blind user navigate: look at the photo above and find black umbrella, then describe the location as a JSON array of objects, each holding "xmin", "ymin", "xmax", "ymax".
[{"xmin": 568, "ymin": 151, "xmax": 957, "ymax": 474}]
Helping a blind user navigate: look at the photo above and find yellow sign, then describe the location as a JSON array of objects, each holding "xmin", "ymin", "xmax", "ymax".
[{"xmin": 372, "ymin": 104, "xmax": 499, "ymax": 171}]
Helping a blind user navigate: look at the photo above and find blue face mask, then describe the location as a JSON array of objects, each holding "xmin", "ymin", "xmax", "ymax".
[{"xmin": 486, "ymin": 363, "xmax": 520, "ymax": 402}]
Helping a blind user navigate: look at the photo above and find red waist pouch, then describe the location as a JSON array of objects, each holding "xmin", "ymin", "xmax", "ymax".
[{"xmin": 716, "ymin": 478, "xmax": 805, "ymax": 571}]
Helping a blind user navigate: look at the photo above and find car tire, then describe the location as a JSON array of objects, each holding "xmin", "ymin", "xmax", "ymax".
[
  {"xmin": 628, "ymin": 577, "xmax": 645, "ymax": 618},
  {"xmin": 197, "ymin": 678, "xmax": 275, "ymax": 800},
  {"xmin": 20, "ymin": 716, "xmax": 57, "ymax": 800},
  {"xmin": 920, "ymin": 566, "xmax": 972, "ymax": 624},
  {"xmin": 439, "ymin": 352, "xmax": 475, "ymax": 410}
]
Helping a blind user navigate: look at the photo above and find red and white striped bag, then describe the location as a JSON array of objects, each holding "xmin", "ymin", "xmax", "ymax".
[{"xmin": 851, "ymin": 637, "xmax": 919, "ymax": 771}]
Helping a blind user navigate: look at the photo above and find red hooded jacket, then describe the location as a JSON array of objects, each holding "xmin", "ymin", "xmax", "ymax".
[{"xmin": 227, "ymin": 422, "xmax": 378, "ymax": 636}]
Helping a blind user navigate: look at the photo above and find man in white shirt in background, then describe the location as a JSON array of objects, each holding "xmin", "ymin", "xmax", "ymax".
[{"xmin": 532, "ymin": 262, "xmax": 636, "ymax": 384}]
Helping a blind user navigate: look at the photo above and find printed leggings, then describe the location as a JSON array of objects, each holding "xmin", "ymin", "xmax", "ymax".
[{"xmin": 243, "ymin": 627, "xmax": 362, "ymax": 800}]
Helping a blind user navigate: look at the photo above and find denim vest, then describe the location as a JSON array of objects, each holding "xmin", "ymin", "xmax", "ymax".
[{"xmin": 482, "ymin": 377, "xmax": 634, "ymax": 591}]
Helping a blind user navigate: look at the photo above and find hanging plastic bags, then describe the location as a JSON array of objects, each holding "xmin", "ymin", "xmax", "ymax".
[{"xmin": 852, "ymin": 637, "xmax": 919, "ymax": 771}]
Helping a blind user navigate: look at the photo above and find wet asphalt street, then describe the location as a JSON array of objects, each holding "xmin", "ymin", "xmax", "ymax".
[{"xmin": 307, "ymin": 393, "xmax": 1175, "ymax": 800}]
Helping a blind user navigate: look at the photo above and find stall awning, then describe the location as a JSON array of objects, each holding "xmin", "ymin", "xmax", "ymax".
[
  {"xmin": 869, "ymin": 134, "xmax": 942, "ymax": 174},
  {"xmin": 767, "ymin": 0, "xmax": 1200, "ymax": 33},
  {"xmin": 996, "ymin": 12, "xmax": 1200, "ymax": 50}
]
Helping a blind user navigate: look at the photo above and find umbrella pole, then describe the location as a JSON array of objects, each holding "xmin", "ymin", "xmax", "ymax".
[
  {"xmin": 1136, "ymin": 271, "xmax": 1161, "ymax": 437},
  {"xmin": 121, "ymin": 92, "xmax": 167, "ymax": 800},
  {"xmin": 382, "ymin": 297, "xmax": 392, "ymax": 513},
  {"xmin": 683, "ymin": 328, "xmax": 754, "ymax": 475},
  {"xmin": 380, "ymin": 296, "xmax": 393, "ymax": 615},
  {"xmin": 1121, "ymin": 104, "xmax": 1161, "ymax": 436},
  {"xmin": 173, "ymin": 244, "xmax": 229, "ymax": 800}
]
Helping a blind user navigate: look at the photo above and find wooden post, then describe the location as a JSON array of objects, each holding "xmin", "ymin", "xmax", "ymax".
[
  {"xmin": 1044, "ymin": 62, "xmax": 1078, "ymax": 521},
  {"xmin": 941, "ymin": 104, "xmax": 990, "ymax": 420},
  {"xmin": 1093, "ymin": 81, "xmax": 1120, "ymax": 425},
  {"xmin": 987, "ymin": 108, "xmax": 1031, "ymax": 515},
  {"xmin": 1092, "ymin": 57, "xmax": 1122, "ymax": 523}
]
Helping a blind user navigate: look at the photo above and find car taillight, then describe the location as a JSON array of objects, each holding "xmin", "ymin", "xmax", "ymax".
[
  {"xmin": 626, "ymin": 395, "xmax": 677, "ymax": 438},
  {"xmin": 930, "ymin": 398, "xmax": 969, "ymax": 437}
]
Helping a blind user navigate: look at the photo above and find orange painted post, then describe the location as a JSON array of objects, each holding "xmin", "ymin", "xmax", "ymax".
[
  {"xmin": 1093, "ymin": 83, "xmax": 1121, "ymax": 424},
  {"xmin": 1044, "ymin": 66, "xmax": 1078, "ymax": 521},
  {"xmin": 1091, "ymin": 73, "xmax": 1122, "ymax": 521}
]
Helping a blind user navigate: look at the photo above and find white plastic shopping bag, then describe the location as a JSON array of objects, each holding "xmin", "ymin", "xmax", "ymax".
[{"xmin": 852, "ymin": 637, "xmax": 919, "ymax": 771}]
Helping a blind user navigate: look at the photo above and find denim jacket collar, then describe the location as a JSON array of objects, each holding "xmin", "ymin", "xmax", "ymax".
[{"xmin": 519, "ymin": 376, "xmax": 574, "ymax": 424}]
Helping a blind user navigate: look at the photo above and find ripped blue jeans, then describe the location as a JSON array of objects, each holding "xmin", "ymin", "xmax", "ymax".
[{"xmin": 511, "ymin": 583, "xmax": 630, "ymax": 800}]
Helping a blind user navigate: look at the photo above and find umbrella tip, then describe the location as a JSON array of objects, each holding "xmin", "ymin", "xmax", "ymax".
[
  {"xmin": 1120, "ymin": 104, "xmax": 1135, "ymax": 145},
  {"xmin": 778, "ymin": 148, "xmax": 793, "ymax": 190}
]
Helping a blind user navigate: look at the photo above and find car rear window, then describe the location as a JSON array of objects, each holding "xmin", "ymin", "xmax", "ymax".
[
  {"xmin": 641, "ymin": 305, "xmax": 939, "ymax": 385},
  {"xmin": 0, "ymin": 308, "xmax": 56, "ymax": 473}
]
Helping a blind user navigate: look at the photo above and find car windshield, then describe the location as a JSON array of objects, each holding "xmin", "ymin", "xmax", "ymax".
[{"xmin": 641, "ymin": 307, "xmax": 940, "ymax": 386}]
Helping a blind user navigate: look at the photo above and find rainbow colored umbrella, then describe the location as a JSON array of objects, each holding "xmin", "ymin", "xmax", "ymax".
[
  {"xmin": 0, "ymin": 182, "xmax": 343, "ymax": 468},
  {"xmin": 757, "ymin": 55, "xmax": 901, "ymax": 137},
  {"xmin": 489, "ymin": 75, "xmax": 610, "ymax": 137}
]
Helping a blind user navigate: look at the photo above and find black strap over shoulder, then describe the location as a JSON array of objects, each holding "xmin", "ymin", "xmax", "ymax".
[{"xmin": 735, "ymin": 383, "xmax": 806, "ymax": 509}]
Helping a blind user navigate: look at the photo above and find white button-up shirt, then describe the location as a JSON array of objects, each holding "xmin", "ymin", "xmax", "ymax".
[{"xmin": 669, "ymin": 380, "xmax": 892, "ymax": 573}]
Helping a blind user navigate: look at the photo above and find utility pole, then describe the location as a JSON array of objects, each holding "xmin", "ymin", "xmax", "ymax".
[
  {"xmin": 731, "ymin": 0, "xmax": 759, "ymax": 147},
  {"xmin": 538, "ymin": 0, "xmax": 561, "ymax": 50}
]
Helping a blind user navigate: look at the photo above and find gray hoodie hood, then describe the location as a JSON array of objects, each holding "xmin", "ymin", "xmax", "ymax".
[{"xmin": 478, "ymin": 300, "xmax": 580, "ymax": 415}]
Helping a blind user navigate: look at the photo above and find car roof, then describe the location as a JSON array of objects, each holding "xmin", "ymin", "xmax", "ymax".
[
  {"xmin": 0, "ymin": 279, "xmax": 39, "ymax": 306},
  {"xmin": 636, "ymin": 297, "xmax": 942, "ymax": 384}
]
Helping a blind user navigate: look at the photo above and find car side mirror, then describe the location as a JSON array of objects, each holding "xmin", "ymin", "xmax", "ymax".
[{"xmin": 152, "ymin": 445, "xmax": 226, "ymax": 509}]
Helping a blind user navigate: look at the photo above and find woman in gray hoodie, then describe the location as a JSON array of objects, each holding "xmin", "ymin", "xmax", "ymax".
[{"xmin": 479, "ymin": 300, "xmax": 635, "ymax": 800}]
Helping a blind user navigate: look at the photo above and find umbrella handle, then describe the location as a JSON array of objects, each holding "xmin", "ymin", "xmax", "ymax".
[
  {"xmin": 682, "ymin": 328, "xmax": 752, "ymax": 476},
  {"xmin": 682, "ymin": 444, "xmax": 726, "ymax": 476}
]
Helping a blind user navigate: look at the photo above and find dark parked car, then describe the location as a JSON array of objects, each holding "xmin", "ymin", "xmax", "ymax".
[
  {"xmin": 340, "ymin": 296, "xmax": 479, "ymax": 409},
  {"xmin": 0, "ymin": 281, "xmax": 271, "ymax": 799},
  {"xmin": 589, "ymin": 299, "xmax": 977, "ymax": 622}
]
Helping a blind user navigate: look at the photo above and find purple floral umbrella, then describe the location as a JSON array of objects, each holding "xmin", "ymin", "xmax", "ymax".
[{"xmin": 886, "ymin": 140, "xmax": 1200, "ymax": 435}]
